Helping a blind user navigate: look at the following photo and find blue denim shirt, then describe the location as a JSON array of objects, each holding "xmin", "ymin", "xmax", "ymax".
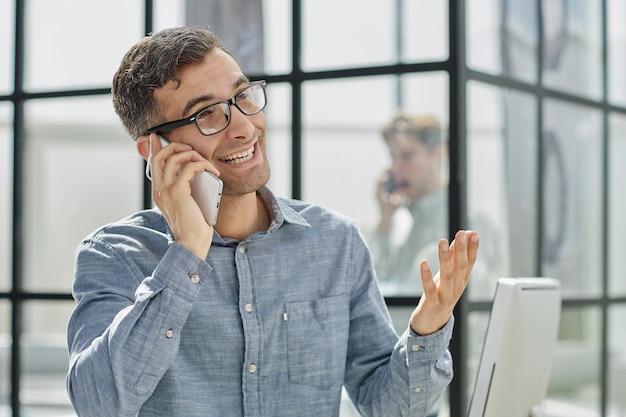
[{"xmin": 66, "ymin": 187, "xmax": 454, "ymax": 417}]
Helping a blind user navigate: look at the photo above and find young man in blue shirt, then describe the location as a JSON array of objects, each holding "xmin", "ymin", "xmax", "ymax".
[{"xmin": 66, "ymin": 26, "xmax": 479, "ymax": 417}]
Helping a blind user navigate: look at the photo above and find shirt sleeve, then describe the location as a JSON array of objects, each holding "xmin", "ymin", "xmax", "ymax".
[
  {"xmin": 343, "ymin": 225, "xmax": 454, "ymax": 417},
  {"xmin": 66, "ymin": 238, "xmax": 211, "ymax": 417}
]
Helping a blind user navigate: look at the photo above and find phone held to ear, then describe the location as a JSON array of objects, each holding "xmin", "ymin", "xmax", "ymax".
[
  {"xmin": 383, "ymin": 176, "xmax": 396, "ymax": 194},
  {"xmin": 154, "ymin": 135, "xmax": 223, "ymax": 226}
]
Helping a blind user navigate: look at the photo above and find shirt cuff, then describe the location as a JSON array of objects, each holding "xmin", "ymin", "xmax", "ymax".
[
  {"xmin": 406, "ymin": 315, "xmax": 455, "ymax": 362},
  {"xmin": 151, "ymin": 241, "xmax": 213, "ymax": 300}
]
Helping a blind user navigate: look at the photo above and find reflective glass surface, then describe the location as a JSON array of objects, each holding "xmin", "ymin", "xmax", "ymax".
[
  {"xmin": 302, "ymin": 74, "xmax": 448, "ymax": 297},
  {"xmin": 20, "ymin": 301, "xmax": 75, "ymax": 416},
  {"xmin": 608, "ymin": 0, "xmax": 626, "ymax": 106},
  {"xmin": 0, "ymin": 104, "xmax": 11, "ymax": 292},
  {"xmin": 401, "ymin": 0, "xmax": 448, "ymax": 63},
  {"xmin": 542, "ymin": 100, "xmax": 603, "ymax": 296},
  {"xmin": 608, "ymin": 305, "xmax": 626, "ymax": 416},
  {"xmin": 302, "ymin": 0, "xmax": 446, "ymax": 71},
  {"xmin": 467, "ymin": 82, "xmax": 537, "ymax": 300},
  {"xmin": 546, "ymin": 307, "xmax": 602, "ymax": 415},
  {"xmin": 22, "ymin": 97, "xmax": 142, "ymax": 292},
  {"xmin": 542, "ymin": 0, "xmax": 603, "ymax": 100},
  {"xmin": 24, "ymin": 0, "xmax": 143, "ymax": 91},
  {"xmin": 609, "ymin": 113, "xmax": 626, "ymax": 296},
  {"xmin": 467, "ymin": 0, "xmax": 538, "ymax": 83},
  {"xmin": 0, "ymin": 1, "xmax": 14, "ymax": 95},
  {"xmin": 264, "ymin": 82, "xmax": 292, "ymax": 198},
  {"xmin": 156, "ymin": 0, "xmax": 292, "ymax": 75},
  {"xmin": 0, "ymin": 301, "xmax": 9, "ymax": 416}
]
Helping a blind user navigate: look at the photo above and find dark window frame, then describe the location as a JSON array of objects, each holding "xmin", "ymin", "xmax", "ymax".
[{"xmin": 3, "ymin": 1, "xmax": 626, "ymax": 416}]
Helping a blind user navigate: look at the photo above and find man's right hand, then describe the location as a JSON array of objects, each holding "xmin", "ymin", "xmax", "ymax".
[{"xmin": 147, "ymin": 134, "xmax": 219, "ymax": 259}]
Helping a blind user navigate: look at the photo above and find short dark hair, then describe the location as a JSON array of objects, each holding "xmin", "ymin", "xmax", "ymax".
[
  {"xmin": 112, "ymin": 26, "xmax": 225, "ymax": 139},
  {"xmin": 382, "ymin": 112, "xmax": 444, "ymax": 149}
]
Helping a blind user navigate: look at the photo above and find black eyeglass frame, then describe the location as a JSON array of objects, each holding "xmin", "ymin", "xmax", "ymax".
[{"xmin": 143, "ymin": 80, "xmax": 267, "ymax": 137}]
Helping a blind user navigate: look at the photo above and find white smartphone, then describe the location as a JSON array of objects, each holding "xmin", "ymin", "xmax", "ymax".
[{"xmin": 155, "ymin": 135, "xmax": 223, "ymax": 226}]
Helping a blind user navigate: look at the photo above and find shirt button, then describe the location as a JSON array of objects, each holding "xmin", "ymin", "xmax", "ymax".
[
  {"xmin": 245, "ymin": 303, "xmax": 254, "ymax": 312},
  {"xmin": 165, "ymin": 329, "xmax": 174, "ymax": 338},
  {"xmin": 238, "ymin": 245, "xmax": 245, "ymax": 254},
  {"xmin": 190, "ymin": 274, "xmax": 200, "ymax": 284},
  {"xmin": 412, "ymin": 344, "xmax": 422, "ymax": 351},
  {"xmin": 248, "ymin": 363, "xmax": 257, "ymax": 374},
  {"xmin": 414, "ymin": 387, "xmax": 423, "ymax": 393}
]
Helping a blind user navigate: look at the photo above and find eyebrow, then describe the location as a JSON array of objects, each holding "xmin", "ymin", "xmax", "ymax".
[{"xmin": 181, "ymin": 76, "xmax": 249, "ymax": 118}]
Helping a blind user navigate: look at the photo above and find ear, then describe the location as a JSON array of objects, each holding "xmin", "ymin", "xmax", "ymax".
[{"xmin": 137, "ymin": 135, "xmax": 151, "ymax": 161}]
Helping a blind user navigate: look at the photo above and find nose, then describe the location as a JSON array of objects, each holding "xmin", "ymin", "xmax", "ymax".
[{"xmin": 224, "ymin": 103, "xmax": 256, "ymax": 140}]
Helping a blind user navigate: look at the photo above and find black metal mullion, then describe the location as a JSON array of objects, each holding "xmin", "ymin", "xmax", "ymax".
[
  {"xmin": 10, "ymin": 0, "xmax": 25, "ymax": 415},
  {"xmin": 448, "ymin": 0, "xmax": 468, "ymax": 415},
  {"xmin": 536, "ymin": 0, "xmax": 545, "ymax": 280},
  {"xmin": 600, "ymin": 0, "xmax": 610, "ymax": 415},
  {"xmin": 290, "ymin": 0, "xmax": 302, "ymax": 200},
  {"xmin": 142, "ymin": 0, "xmax": 155, "ymax": 210}
]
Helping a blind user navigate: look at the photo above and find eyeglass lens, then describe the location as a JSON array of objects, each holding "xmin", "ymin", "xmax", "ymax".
[{"xmin": 196, "ymin": 83, "xmax": 266, "ymax": 135}]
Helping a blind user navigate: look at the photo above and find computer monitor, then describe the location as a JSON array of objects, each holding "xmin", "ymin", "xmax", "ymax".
[{"xmin": 467, "ymin": 277, "xmax": 562, "ymax": 417}]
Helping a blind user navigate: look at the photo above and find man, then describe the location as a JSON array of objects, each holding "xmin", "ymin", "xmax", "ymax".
[
  {"xmin": 369, "ymin": 113, "xmax": 448, "ymax": 295},
  {"xmin": 66, "ymin": 26, "xmax": 479, "ymax": 417}
]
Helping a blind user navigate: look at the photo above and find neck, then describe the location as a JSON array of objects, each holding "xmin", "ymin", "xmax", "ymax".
[{"xmin": 214, "ymin": 192, "xmax": 270, "ymax": 241}]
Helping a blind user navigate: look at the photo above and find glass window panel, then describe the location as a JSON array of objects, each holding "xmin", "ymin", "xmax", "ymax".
[
  {"xmin": 184, "ymin": 0, "xmax": 265, "ymax": 75},
  {"xmin": 0, "ymin": 1, "xmax": 14, "ymax": 95},
  {"xmin": 608, "ymin": 305, "xmax": 626, "ymax": 417},
  {"xmin": 24, "ymin": 0, "xmax": 143, "ymax": 91},
  {"xmin": 609, "ymin": 113, "xmax": 626, "ymax": 296},
  {"xmin": 157, "ymin": 0, "xmax": 291, "ymax": 75},
  {"xmin": 302, "ymin": 0, "xmax": 396, "ymax": 71},
  {"xmin": 541, "ymin": 0, "xmax": 603, "ymax": 100},
  {"xmin": 546, "ymin": 307, "xmax": 602, "ymax": 416},
  {"xmin": 265, "ymin": 82, "xmax": 292, "ymax": 198},
  {"xmin": 21, "ymin": 301, "xmax": 75, "ymax": 415},
  {"xmin": 542, "ymin": 100, "xmax": 603, "ymax": 296},
  {"xmin": 22, "ymin": 97, "xmax": 142, "ymax": 293},
  {"xmin": 302, "ymin": 76, "xmax": 396, "ymax": 223},
  {"xmin": 0, "ymin": 104, "xmax": 11, "ymax": 292},
  {"xmin": 608, "ymin": 0, "xmax": 626, "ymax": 106},
  {"xmin": 467, "ymin": 0, "xmax": 538, "ymax": 83},
  {"xmin": 401, "ymin": 0, "xmax": 448, "ymax": 63},
  {"xmin": 154, "ymin": 0, "xmax": 185, "ymax": 29},
  {"xmin": 303, "ymin": 74, "xmax": 448, "ymax": 297},
  {"xmin": 467, "ymin": 0, "xmax": 502, "ymax": 76},
  {"xmin": 262, "ymin": 0, "xmax": 292, "ymax": 74},
  {"xmin": 303, "ymin": 1, "xmax": 446, "ymax": 71},
  {"xmin": 467, "ymin": 82, "xmax": 536, "ymax": 300},
  {"xmin": 0, "ymin": 301, "xmax": 9, "ymax": 415}
]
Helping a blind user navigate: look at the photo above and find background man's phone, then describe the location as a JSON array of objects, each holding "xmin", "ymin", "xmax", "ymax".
[
  {"xmin": 383, "ymin": 176, "xmax": 396, "ymax": 194},
  {"xmin": 157, "ymin": 135, "xmax": 223, "ymax": 226}
]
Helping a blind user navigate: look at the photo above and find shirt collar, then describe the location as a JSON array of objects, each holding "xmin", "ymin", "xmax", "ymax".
[{"xmin": 257, "ymin": 186, "xmax": 311, "ymax": 231}]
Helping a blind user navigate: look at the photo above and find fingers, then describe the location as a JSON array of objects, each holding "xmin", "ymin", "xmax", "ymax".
[
  {"xmin": 437, "ymin": 230, "xmax": 480, "ymax": 295},
  {"xmin": 437, "ymin": 237, "xmax": 453, "ymax": 291},
  {"xmin": 151, "ymin": 135, "xmax": 219, "ymax": 185},
  {"xmin": 419, "ymin": 260, "xmax": 436, "ymax": 297}
]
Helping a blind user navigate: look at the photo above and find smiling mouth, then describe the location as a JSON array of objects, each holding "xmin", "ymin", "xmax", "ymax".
[{"xmin": 222, "ymin": 146, "xmax": 255, "ymax": 164}]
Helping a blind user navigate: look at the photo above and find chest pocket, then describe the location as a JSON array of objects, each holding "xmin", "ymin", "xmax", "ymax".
[{"xmin": 285, "ymin": 294, "xmax": 350, "ymax": 390}]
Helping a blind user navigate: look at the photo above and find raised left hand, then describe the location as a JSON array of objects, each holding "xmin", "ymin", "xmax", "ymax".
[{"xmin": 410, "ymin": 230, "xmax": 479, "ymax": 335}]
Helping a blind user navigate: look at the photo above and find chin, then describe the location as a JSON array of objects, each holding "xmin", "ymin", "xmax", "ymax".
[{"xmin": 223, "ymin": 165, "xmax": 271, "ymax": 197}]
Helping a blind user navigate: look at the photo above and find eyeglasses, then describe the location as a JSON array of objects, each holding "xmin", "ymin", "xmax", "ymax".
[{"xmin": 144, "ymin": 80, "xmax": 267, "ymax": 137}]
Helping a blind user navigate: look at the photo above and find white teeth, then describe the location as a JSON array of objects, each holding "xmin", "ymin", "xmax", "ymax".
[{"xmin": 223, "ymin": 146, "xmax": 254, "ymax": 164}]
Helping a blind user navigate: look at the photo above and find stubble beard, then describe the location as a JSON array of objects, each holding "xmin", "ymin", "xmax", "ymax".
[{"xmin": 221, "ymin": 156, "xmax": 271, "ymax": 197}]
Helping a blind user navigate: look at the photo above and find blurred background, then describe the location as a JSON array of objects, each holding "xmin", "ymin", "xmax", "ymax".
[{"xmin": 2, "ymin": 0, "xmax": 626, "ymax": 416}]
